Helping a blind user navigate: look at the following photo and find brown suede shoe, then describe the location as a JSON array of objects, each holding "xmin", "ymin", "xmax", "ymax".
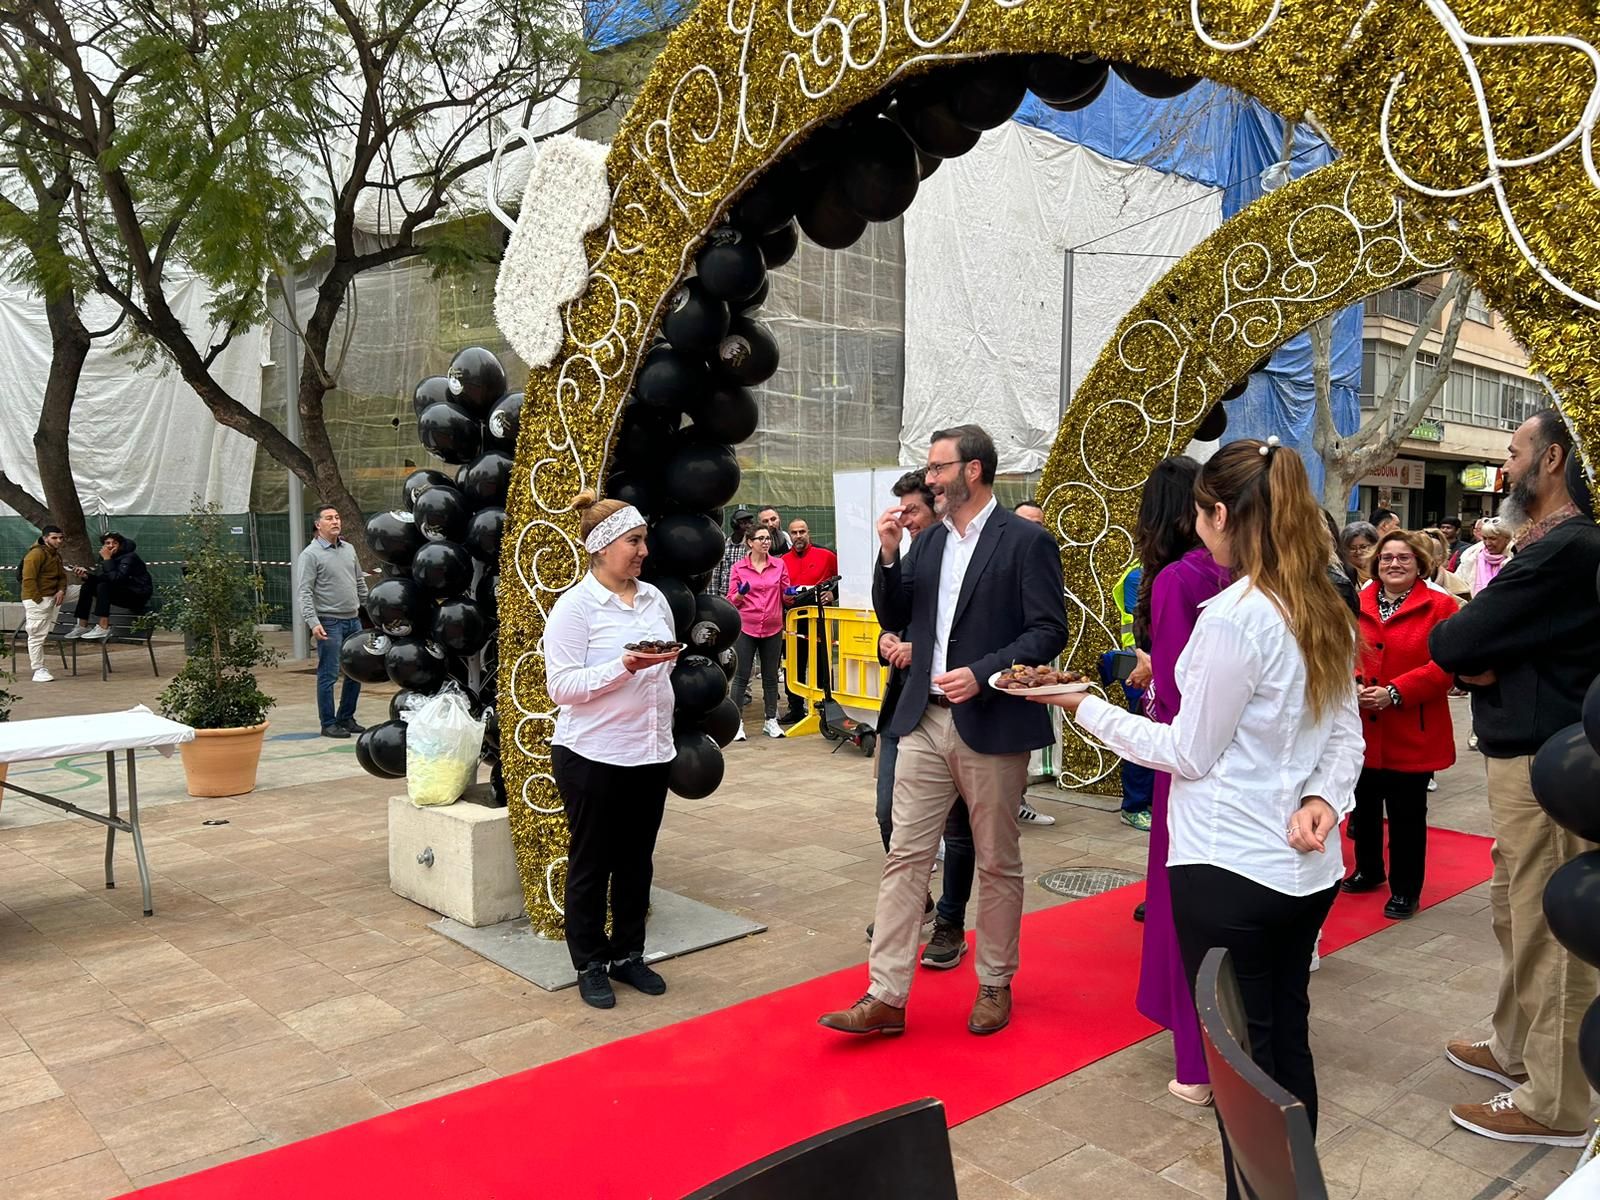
[
  {"xmin": 968, "ymin": 984, "xmax": 1011, "ymax": 1035},
  {"xmin": 1449, "ymin": 1093, "xmax": 1589, "ymax": 1147},
  {"xmin": 1445, "ymin": 1039, "xmax": 1528, "ymax": 1089},
  {"xmin": 818, "ymin": 993, "xmax": 906, "ymax": 1036}
]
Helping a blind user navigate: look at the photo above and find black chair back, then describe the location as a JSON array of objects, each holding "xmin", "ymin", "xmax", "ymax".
[
  {"xmin": 683, "ymin": 1097, "xmax": 958, "ymax": 1200},
  {"xmin": 1197, "ymin": 947, "xmax": 1329, "ymax": 1200}
]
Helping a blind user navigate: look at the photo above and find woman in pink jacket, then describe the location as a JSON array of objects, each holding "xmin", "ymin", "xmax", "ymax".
[{"xmin": 727, "ymin": 527, "xmax": 792, "ymax": 740}]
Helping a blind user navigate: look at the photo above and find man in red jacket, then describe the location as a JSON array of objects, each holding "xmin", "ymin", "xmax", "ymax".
[{"xmin": 779, "ymin": 520, "xmax": 839, "ymax": 725}]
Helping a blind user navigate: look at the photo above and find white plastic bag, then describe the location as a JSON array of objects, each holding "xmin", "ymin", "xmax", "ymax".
[{"xmin": 403, "ymin": 686, "xmax": 485, "ymax": 807}]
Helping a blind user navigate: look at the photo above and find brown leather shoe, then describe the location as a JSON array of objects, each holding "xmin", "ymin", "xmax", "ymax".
[
  {"xmin": 968, "ymin": 983, "xmax": 1011, "ymax": 1035},
  {"xmin": 1445, "ymin": 1039, "xmax": 1528, "ymax": 1089},
  {"xmin": 1449, "ymin": 1093, "xmax": 1589, "ymax": 1146},
  {"xmin": 818, "ymin": 993, "xmax": 905, "ymax": 1036}
]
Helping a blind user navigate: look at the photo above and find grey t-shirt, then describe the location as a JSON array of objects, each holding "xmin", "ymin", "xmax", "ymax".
[{"xmin": 295, "ymin": 538, "xmax": 368, "ymax": 630}]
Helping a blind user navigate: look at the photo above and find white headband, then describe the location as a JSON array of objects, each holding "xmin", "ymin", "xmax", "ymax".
[{"xmin": 584, "ymin": 505, "xmax": 647, "ymax": 553}]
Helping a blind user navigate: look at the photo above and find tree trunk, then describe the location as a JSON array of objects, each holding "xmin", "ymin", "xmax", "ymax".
[
  {"xmin": 36, "ymin": 288, "xmax": 94, "ymax": 567},
  {"xmin": 295, "ymin": 268, "xmax": 372, "ymax": 564}
]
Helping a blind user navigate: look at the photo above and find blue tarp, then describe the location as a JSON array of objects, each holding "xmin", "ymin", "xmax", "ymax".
[{"xmin": 586, "ymin": 0, "xmax": 688, "ymax": 48}]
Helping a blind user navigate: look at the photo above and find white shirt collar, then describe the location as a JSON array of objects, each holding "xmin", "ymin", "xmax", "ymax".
[
  {"xmin": 581, "ymin": 571, "xmax": 655, "ymax": 610},
  {"xmin": 942, "ymin": 493, "xmax": 998, "ymax": 541}
]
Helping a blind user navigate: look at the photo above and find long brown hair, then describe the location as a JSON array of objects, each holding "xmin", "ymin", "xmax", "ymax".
[{"xmin": 1194, "ymin": 441, "xmax": 1358, "ymax": 718}]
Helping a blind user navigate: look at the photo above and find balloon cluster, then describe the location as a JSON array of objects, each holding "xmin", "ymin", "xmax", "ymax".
[
  {"xmin": 1529, "ymin": 570, "xmax": 1600, "ymax": 1099},
  {"xmin": 345, "ymin": 346, "xmax": 517, "ymax": 799}
]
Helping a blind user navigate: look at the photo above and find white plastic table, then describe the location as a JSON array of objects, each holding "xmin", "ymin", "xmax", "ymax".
[{"xmin": 0, "ymin": 707, "xmax": 194, "ymax": 916}]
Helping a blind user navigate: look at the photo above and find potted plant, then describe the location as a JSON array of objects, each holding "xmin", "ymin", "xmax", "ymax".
[{"xmin": 157, "ymin": 503, "xmax": 277, "ymax": 796}]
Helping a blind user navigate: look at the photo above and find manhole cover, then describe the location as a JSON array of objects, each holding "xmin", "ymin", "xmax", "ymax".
[{"xmin": 1037, "ymin": 866, "xmax": 1143, "ymax": 898}]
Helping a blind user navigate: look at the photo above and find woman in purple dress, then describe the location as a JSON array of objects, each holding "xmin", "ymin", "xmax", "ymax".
[{"xmin": 1130, "ymin": 456, "xmax": 1231, "ymax": 1106}]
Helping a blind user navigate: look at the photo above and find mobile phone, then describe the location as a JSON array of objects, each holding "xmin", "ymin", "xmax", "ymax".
[{"xmin": 1110, "ymin": 648, "xmax": 1138, "ymax": 683}]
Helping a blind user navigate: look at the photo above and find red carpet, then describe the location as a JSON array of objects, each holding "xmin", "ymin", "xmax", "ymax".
[{"xmin": 127, "ymin": 826, "xmax": 1491, "ymax": 1200}]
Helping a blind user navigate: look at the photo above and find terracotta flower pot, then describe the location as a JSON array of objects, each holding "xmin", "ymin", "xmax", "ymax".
[{"xmin": 178, "ymin": 722, "xmax": 269, "ymax": 797}]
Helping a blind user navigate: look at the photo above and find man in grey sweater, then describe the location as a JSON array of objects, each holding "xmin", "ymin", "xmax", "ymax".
[{"xmin": 296, "ymin": 504, "xmax": 369, "ymax": 738}]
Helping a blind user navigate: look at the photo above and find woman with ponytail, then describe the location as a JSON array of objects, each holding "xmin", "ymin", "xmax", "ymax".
[
  {"xmin": 541, "ymin": 490, "xmax": 679, "ymax": 1010},
  {"xmin": 1030, "ymin": 440, "xmax": 1363, "ymax": 1190}
]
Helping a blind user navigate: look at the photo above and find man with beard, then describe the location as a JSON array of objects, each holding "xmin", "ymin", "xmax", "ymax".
[
  {"xmin": 1429, "ymin": 409, "xmax": 1600, "ymax": 1148},
  {"xmin": 757, "ymin": 507, "xmax": 791, "ymax": 556},
  {"xmin": 820, "ymin": 425, "xmax": 1067, "ymax": 1037}
]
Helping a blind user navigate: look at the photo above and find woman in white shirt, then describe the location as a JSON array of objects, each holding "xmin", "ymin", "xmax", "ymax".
[
  {"xmin": 1032, "ymin": 439, "xmax": 1362, "ymax": 1184},
  {"xmin": 541, "ymin": 491, "xmax": 680, "ymax": 1010}
]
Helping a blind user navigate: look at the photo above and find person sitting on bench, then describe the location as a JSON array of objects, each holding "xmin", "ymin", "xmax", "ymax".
[{"xmin": 68, "ymin": 532, "xmax": 153, "ymax": 640}]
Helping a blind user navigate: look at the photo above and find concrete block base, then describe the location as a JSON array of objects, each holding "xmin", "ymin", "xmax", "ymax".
[{"xmin": 388, "ymin": 795, "xmax": 526, "ymax": 928}]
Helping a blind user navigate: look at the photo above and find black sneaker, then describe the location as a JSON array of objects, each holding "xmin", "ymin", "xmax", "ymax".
[
  {"xmin": 609, "ymin": 952, "xmax": 666, "ymax": 995},
  {"xmin": 920, "ymin": 919, "xmax": 968, "ymax": 969},
  {"xmin": 577, "ymin": 962, "xmax": 616, "ymax": 1008},
  {"xmin": 777, "ymin": 709, "xmax": 805, "ymax": 727},
  {"xmin": 340, "ymin": 717, "xmax": 367, "ymax": 734},
  {"xmin": 321, "ymin": 724, "xmax": 351, "ymax": 739}
]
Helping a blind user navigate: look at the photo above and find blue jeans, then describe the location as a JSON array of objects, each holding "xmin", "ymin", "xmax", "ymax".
[
  {"xmin": 315, "ymin": 616, "xmax": 363, "ymax": 729},
  {"xmin": 875, "ymin": 733, "xmax": 976, "ymax": 927}
]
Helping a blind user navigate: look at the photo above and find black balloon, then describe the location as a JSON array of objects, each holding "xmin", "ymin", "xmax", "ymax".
[
  {"xmin": 410, "ymin": 541, "xmax": 474, "ymax": 597},
  {"xmin": 418, "ymin": 400, "xmax": 482, "ymax": 464},
  {"xmin": 1584, "ymin": 674, "xmax": 1600, "ymax": 759},
  {"xmin": 457, "ymin": 451, "xmax": 513, "ymax": 509},
  {"xmin": 689, "ymin": 593, "xmax": 741, "ymax": 654},
  {"xmin": 796, "ymin": 176, "xmax": 869, "ymax": 250},
  {"xmin": 389, "ymin": 689, "xmax": 424, "ymax": 722},
  {"xmin": 485, "ymin": 392, "xmax": 523, "ymax": 452},
  {"xmin": 367, "ymin": 577, "xmax": 430, "ymax": 637},
  {"xmin": 1024, "ymin": 54, "xmax": 1106, "ymax": 105},
  {"xmin": 840, "ymin": 117, "xmax": 920, "ymax": 222},
  {"xmin": 699, "ymin": 697, "xmax": 741, "ymax": 748},
  {"xmin": 366, "ymin": 510, "xmax": 423, "ymax": 567},
  {"xmin": 413, "ymin": 376, "xmax": 451, "ymax": 419},
  {"xmin": 1531, "ymin": 722, "xmax": 1600, "ymax": 843},
  {"xmin": 665, "ymin": 439, "xmax": 740, "ymax": 511},
  {"xmin": 689, "ymin": 386, "xmax": 760, "ymax": 445},
  {"xmin": 668, "ymin": 730, "xmax": 725, "ymax": 800},
  {"xmin": 1581, "ymin": 995, "xmax": 1600, "ymax": 1094},
  {"xmin": 465, "ymin": 507, "xmax": 505, "ymax": 563},
  {"xmin": 914, "ymin": 147, "xmax": 942, "ymax": 180},
  {"xmin": 716, "ymin": 645, "xmax": 738, "ymax": 679},
  {"xmin": 1113, "ymin": 62, "xmax": 1201, "ymax": 99},
  {"xmin": 732, "ymin": 166, "xmax": 799, "ymax": 235},
  {"xmin": 339, "ymin": 629, "xmax": 392, "ymax": 684},
  {"xmin": 1542, "ymin": 850, "xmax": 1600, "ymax": 968},
  {"xmin": 412, "ymin": 484, "xmax": 470, "ymax": 543},
  {"xmin": 356, "ymin": 722, "xmax": 407, "ymax": 779},
  {"xmin": 446, "ymin": 347, "xmax": 507, "ymax": 417},
  {"xmin": 654, "ymin": 575, "xmax": 697, "ymax": 640},
  {"xmin": 671, "ymin": 654, "xmax": 728, "ymax": 716},
  {"xmin": 757, "ymin": 222, "xmax": 799, "ymax": 271},
  {"xmin": 714, "ymin": 317, "xmax": 780, "ymax": 387},
  {"xmin": 948, "ymin": 59, "xmax": 1027, "ymax": 131},
  {"xmin": 696, "ymin": 228, "xmax": 767, "ymax": 303},
  {"xmin": 733, "ymin": 275, "xmax": 771, "ymax": 314},
  {"xmin": 432, "ymin": 598, "xmax": 490, "ymax": 656},
  {"xmin": 893, "ymin": 94, "xmax": 982, "ymax": 159},
  {"xmin": 615, "ymin": 404, "xmax": 678, "ymax": 476},
  {"xmin": 1043, "ymin": 68, "xmax": 1108, "ymax": 112},
  {"xmin": 385, "ymin": 636, "xmax": 452, "ymax": 692},
  {"xmin": 650, "ymin": 513, "xmax": 725, "ymax": 576},
  {"xmin": 662, "ymin": 277, "xmax": 731, "ymax": 354},
  {"xmin": 636, "ymin": 344, "xmax": 707, "ymax": 415},
  {"xmin": 608, "ymin": 471, "xmax": 658, "ymax": 516},
  {"xmin": 475, "ymin": 572, "xmax": 499, "ymax": 624},
  {"xmin": 1223, "ymin": 374, "xmax": 1250, "ymax": 402},
  {"xmin": 1196, "ymin": 404, "xmax": 1228, "ymax": 442},
  {"xmin": 403, "ymin": 468, "xmax": 453, "ymax": 509}
]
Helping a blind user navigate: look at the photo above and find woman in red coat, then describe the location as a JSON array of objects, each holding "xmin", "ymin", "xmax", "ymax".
[{"xmin": 1342, "ymin": 529, "xmax": 1459, "ymax": 919}]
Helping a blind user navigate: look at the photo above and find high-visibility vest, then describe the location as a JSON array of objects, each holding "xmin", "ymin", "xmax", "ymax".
[{"xmin": 1113, "ymin": 565, "xmax": 1141, "ymax": 650}]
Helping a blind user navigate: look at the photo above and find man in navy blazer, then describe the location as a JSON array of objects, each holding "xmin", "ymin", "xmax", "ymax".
[{"xmin": 820, "ymin": 424, "xmax": 1068, "ymax": 1037}]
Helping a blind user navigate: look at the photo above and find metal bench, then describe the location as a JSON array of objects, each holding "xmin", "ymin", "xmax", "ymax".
[{"xmin": 11, "ymin": 604, "xmax": 160, "ymax": 681}]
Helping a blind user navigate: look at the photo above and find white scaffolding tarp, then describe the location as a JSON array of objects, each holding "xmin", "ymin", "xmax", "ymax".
[
  {"xmin": 902, "ymin": 121, "xmax": 1224, "ymax": 474},
  {"xmin": 0, "ymin": 280, "xmax": 263, "ymax": 518}
]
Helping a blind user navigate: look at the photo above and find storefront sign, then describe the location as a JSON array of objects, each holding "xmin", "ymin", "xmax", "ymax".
[
  {"xmin": 1411, "ymin": 418, "xmax": 1446, "ymax": 442},
  {"xmin": 1459, "ymin": 463, "xmax": 1490, "ymax": 490},
  {"xmin": 1358, "ymin": 458, "xmax": 1426, "ymax": 489}
]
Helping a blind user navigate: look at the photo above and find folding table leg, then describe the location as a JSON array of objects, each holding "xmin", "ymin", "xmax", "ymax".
[
  {"xmin": 126, "ymin": 750, "xmax": 152, "ymax": 917},
  {"xmin": 104, "ymin": 751, "xmax": 118, "ymax": 891}
]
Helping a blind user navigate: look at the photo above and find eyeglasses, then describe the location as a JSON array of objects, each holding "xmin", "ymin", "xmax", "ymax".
[
  {"xmin": 925, "ymin": 458, "xmax": 970, "ymax": 477},
  {"xmin": 750, "ymin": 535, "xmax": 771, "ymax": 542},
  {"xmin": 1376, "ymin": 554, "xmax": 1416, "ymax": 565}
]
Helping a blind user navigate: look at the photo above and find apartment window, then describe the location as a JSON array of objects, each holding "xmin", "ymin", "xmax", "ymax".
[{"xmin": 1464, "ymin": 288, "xmax": 1493, "ymax": 325}]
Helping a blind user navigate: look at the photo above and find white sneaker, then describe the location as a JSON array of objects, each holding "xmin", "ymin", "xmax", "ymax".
[
  {"xmin": 32, "ymin": 669, "xmax": 53, "ymax": 683},
  {"xmin": 64, "ymin": 625, "xmax": 88, "ymax": 639},
  {"xmin": 1309, "ymin": 930, "xmax": 1323, "ymax": 972},
  {"xmin": 762, "ymin": 719, "xmax": 783, "ymax": 739},
  {"xmin": 733, "ymin": 723, "xmax": 747, "ymax": 742},
  {"xmin": 1018, "ymin": 801, "xmax": 1056, "ymax": 825},
  {"xmin": 82, "ymin": 626, "xmax": 111, "ymax": 641}
]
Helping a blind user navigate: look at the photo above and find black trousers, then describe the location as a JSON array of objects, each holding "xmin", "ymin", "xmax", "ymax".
[
  {"xmin": 74, "ymin": 577, "xmax": 146, "ymax": 620},
  {"xmin": 1170, "ymin": 864, "xmax": 1337, "ymax": 1200},
  {"xmin": 733, "ymin": 631, "xmax": 783, "ymax": 720},
  {"xmin": 550, "ymin": 745, "xmax": 670, "ymax": 970},
  {"xmin": 1349, "ymin": 767, "xmax": 1430, "ymax": 897}
]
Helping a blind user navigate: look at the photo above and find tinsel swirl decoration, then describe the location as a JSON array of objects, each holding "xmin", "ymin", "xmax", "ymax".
[{"xmin": 500, "ymin": 0, "xmax": 1600, "ymax": 935}]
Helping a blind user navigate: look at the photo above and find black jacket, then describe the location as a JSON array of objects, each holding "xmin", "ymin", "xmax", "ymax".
[
  {"xmin": 873, "ymin": 504, "xmax": 1068, "ymax": 754},
  {"xmin": 1429, "ymin": 514, "xmax": 1600, "ymax": 758},
  {"xmin": 100, "ymin": 538, "xmax": 154, "ymax": 606}
]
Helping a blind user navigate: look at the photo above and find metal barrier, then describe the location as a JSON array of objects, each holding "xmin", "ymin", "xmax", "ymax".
[{"xmin": 781, "ymin": 605, "xmax": 887, "ymax": 738}]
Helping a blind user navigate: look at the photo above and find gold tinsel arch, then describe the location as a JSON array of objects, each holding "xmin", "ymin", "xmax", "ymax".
[{"xmin": 499, "ymin": 0, "xmax": 1600, "ymax": 933}]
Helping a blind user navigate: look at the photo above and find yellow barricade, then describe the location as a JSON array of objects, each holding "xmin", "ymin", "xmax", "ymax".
[{"xmin": 780, "ymin": 606, "xmax": 887, "ymax": 738}]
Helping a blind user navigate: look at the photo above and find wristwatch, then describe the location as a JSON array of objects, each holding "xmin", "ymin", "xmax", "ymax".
[{"xmin": 1385, "ymin": 684, "xmax": 1403, "ymax": 709}]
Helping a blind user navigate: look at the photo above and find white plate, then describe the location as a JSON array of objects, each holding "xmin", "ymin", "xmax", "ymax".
[{"xmin": 987, "ymin": 671, "xmax": 1092, "ymax": 697}]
